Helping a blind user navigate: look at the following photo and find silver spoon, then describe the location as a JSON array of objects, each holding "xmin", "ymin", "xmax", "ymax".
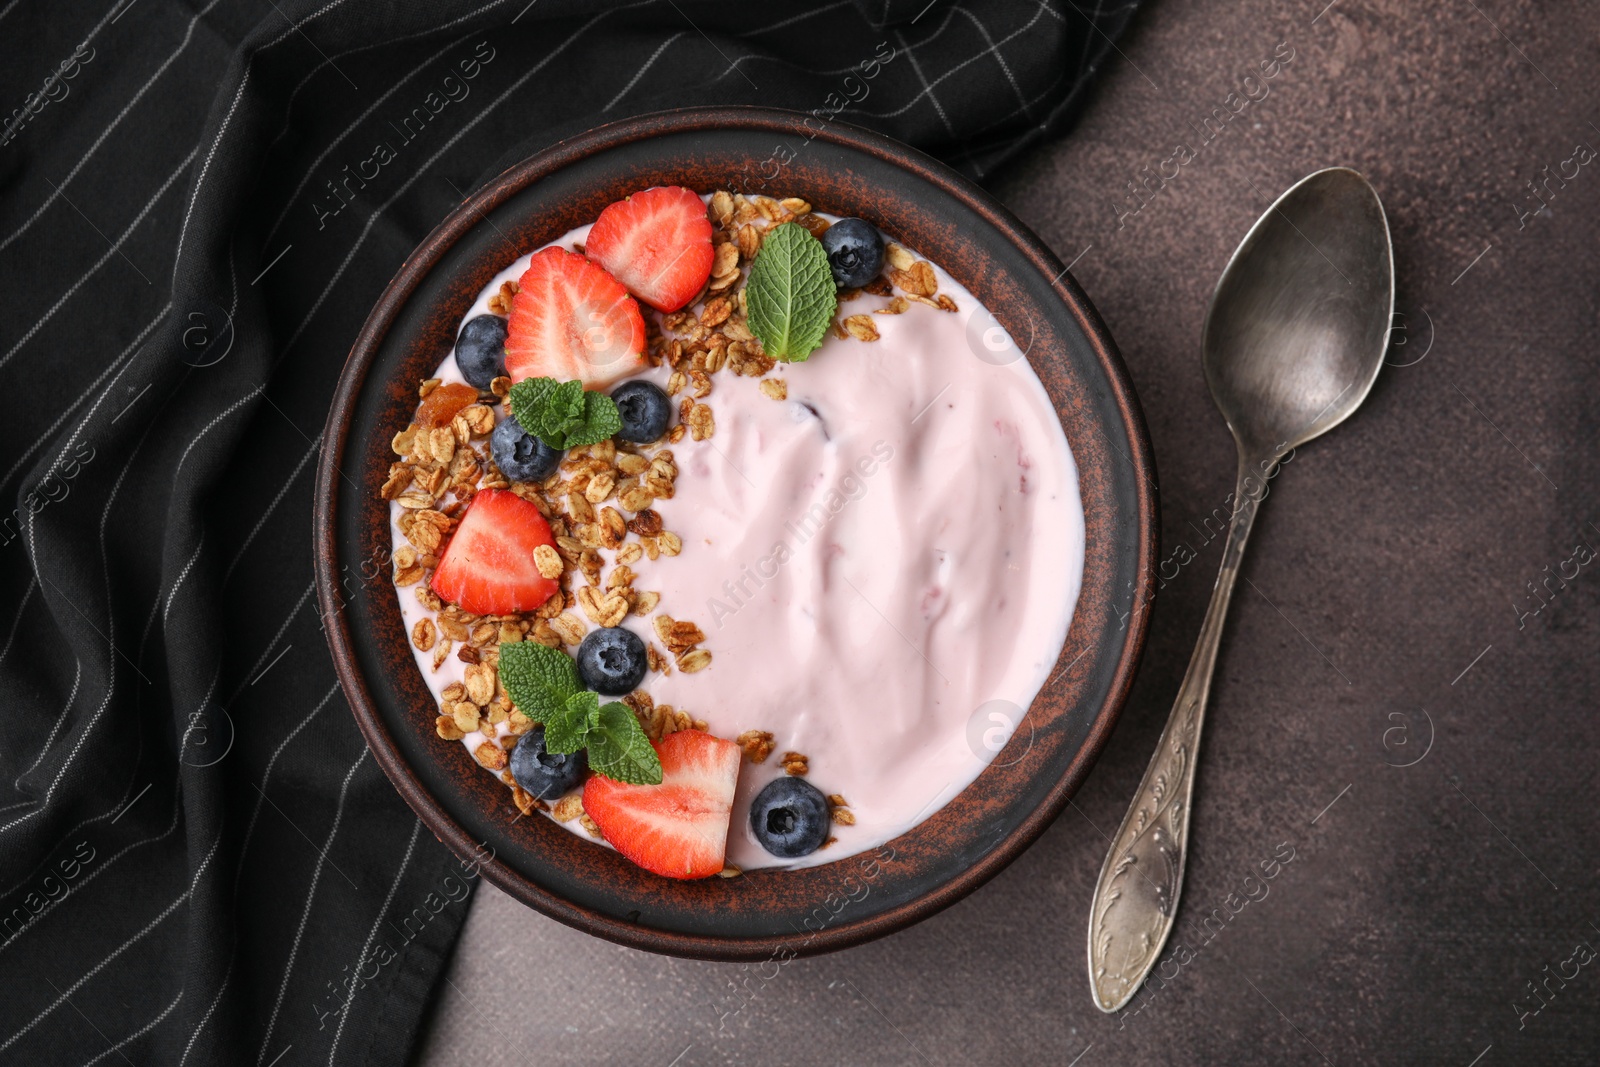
[{"xmin": 1086, "ymin": 167, "xmax": 1393, "ymax": 1013}]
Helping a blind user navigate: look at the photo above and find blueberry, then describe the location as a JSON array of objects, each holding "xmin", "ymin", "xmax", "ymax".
[
  {"xmin": 455, "ymin": 314, "xmax": 507, "ymax": 390},
  {"xmin": 610, "ymin": 380, "xmax": 671, "ymax": 444},
  {"xmin": 490, "ymin": 415, "xmax": 562, "ymax": 482},
  {"xmin": 819, "ymin": 218, "xmax": 885, "ymax": 289},
  {"xmin": 749, "ymin": 777, "xmax": 831, "ymax": 858},
  {"xmin": 510, "ymin": 726, "xmax": 588, "ymax": 800},
  {"xmin": 575, "ymin": 627, "xmax": 647, "ymax": 695}
]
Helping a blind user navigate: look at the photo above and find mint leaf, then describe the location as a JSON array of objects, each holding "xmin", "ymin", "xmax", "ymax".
[
  {"xmin": 528, "ymin": 378, "xmax": 584, "ymax": 443},
  {"xmin": 507, "ymin": 377, "xmax": 623, "ymax": 449},
  {"xmin": 570, "ymin": 389, "xmax": 622, "ymax": 446},
  {"xmin": 497, "ymin": 642, "xmax": 581, "ymax": 724},
  {"xmin": 544, "ymin": 690, "xmax": 597, "ymax": 754},
  {"xmin": 586, "ymin": 702, "xmax": 663, "ymax": 785},
  {"xmin": 507, "ymin": 377, "xmax": 559, "ymax": 435},
  {"xmin": 746, "ymin": 222, "xmax": 837, "ymax": 363},
  {"xmin": 540, "ymin": 379, "xmax": 586, "ymax": 440}
]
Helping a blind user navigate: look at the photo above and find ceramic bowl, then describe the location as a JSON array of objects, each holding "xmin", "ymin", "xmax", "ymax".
[{"xmin": 314, "ymin": 107, "xmax": 1156, "ymax": 961}]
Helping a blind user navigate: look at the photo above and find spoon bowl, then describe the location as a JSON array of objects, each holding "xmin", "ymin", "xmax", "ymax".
[{"xmin": 1203, "ymin": 167, "xmax": 1393, "ymax": 457}]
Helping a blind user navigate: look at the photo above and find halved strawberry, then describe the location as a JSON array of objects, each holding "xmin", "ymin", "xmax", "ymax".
[
  {"xmin": 430, "ymin": 489, "xmax": 558, "ymax": 615},
  {"xmin": 584, "ymin": 186, "xmax": 714, "ymax": 313},
  {"xmin": 583, "ymin": 730, "xmax": 741, "ymax": 880},
  {"xmin": 504, "ymin": 247, "xmax": 648, "ymax": 389}
]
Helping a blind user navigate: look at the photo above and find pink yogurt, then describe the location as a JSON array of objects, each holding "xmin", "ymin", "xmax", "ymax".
[{"xmin": 393, "ymin": 218, "xmax": 1084, "ymax": 870}]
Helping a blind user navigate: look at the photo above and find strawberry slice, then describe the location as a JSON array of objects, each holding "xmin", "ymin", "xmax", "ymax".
[
  {"xmin": 504, "ymin": 247, "xmax": 648, "ymax": 389},
  {"xmin": 430, "ymin": 489, "xmax": 558, "ymax": 615},
  {"xmin": 584, "ymin": 186, "xmax": 714, "ymax": 313},
  {"xmin": 583, "ymin": 730, "xmax": 742, "ymax": 880}
]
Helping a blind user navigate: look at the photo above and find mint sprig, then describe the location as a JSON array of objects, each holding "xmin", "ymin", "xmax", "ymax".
[
  {"xmin": 542, "ymin": 691, "xmax": 595, "ymax": 755},
  {"xmin": 497, "ymin": 642, "xmax": 662, "ymax": 785},
  {"xmin": 586, "ymin": 701, "xmax": 662, "ymax": 785},
  {"xmin": 507, "ymin": 377, "xmax": 623, "ymax": 450},
  {"xmin": 498, "ymin": 637, "xmax": 581, "ymax": 722},
  {"xmin": 745, "ymin": 222, "xmax": 837, "ymax": 363}
]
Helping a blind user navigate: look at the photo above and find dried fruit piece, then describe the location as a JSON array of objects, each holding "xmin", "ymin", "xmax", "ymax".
[{"xmin": 415, "ymin": 382, "xmax": 478, "ymax": 428}]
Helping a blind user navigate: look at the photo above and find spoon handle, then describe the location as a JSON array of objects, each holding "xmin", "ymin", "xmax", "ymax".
[{"xmin": 1087, "ymin": 454, "xmax": 1267, "ymax": 1013}]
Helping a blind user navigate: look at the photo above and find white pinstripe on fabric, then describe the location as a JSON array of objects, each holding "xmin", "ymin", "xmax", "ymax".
[
  {"xmin": 235, "ymin": 687, "xmax": 343, "ymax": 884},
  {"xmin": 28, "ymin": 184, "xmax": 244, "ymax": 494},
  {"xmin": 222, "ymin": 438, "xmax": 320, "ymax": 584},
  {"xmin": 226, "ymin": 578, "xmax": 315, "ymax": 704},
  {"xmin": 0, "ymin": 398, "xmax": 183, "ymax": 904},
  {"xmin": 950, "ymin": 0, "xmax": 1130, "ymax": 146},
  {"xmin": 1075, "ymin": 0, "xmax": 1102, "ymax": 75},
  {"xmin": 325, "ymin": 817, "xmax": 423, "ymax": 1065},
  {"xmin": 161, "ymin": 533, "xmax": 205, "ymax": 622},
  {"xmin": 839, "ymin": 0, "xmax": 1049, "ymax": 121},
  {"xmin": 176, "ymin": 679, "xmax": 343, "ymax": 1066},
  {"xmin": 175, "ymin": 956, "xmax": 232, "ymax": 1067},
  {"xmin": 0, "ymin": 301, "xmax": 171, "ymax": 491},
  {"xmin": 894, "ymin": 26, "xmax": 956, "ymax": 135},
  {"xmin": 709, "ymin": 28, "xmax": 995, "ymax": 85},
  {"xmin": 0, "ymin": 148, "xmax": 196, "ymax": 373},
  {"xmin": 172, "ymin": 0, "xmax": 361, "ymax": 278},
  {"xmin": 742, "ymin": 0, "xmax": 851, "ymax": 33},
  {"xmin": 0, "ymin": 829, "xmax": 222, "ymax": 1054},
  {"xmin": 8, "ymin": 0, "xmax": 126, "ymax": 98},
  {"xmin": 703, "ymin": 0, "xmax": 922, "ymax": 108},
  {"xmin": 182, "ymin": 0, "xmax": 521, "ymax": 268},
  {"xmin": 261, "ymin": 34, "xmax": 472, "ymax": 244},
  {"xmin": 701, "ymin": 0, "xmax": 927, "ymax": 86},
  {"xmin": 11, "ymin": 659, "xmax": 81, "ymax": 790},
  {"xmin": 0, "ymin": 777, "xmax": 183, "ymax": 951},
  {"xmin": 957, "ymin": 38, "xmax": 1079, "ymax": 145},
  {"xmin": 0, "ymin": 368, "xmax": 239, "ymax": 838},
  {"xmin": 0, "ymin": 659, "xmax": 83, "ymax": 847},
  {"xmin": 701, "ymin": 0, "xmax": 855, "ymax": 78},
  {"xmin": 75, "ymin": 988, "xmax": 184, "ymax": 1067},
  {"xmin": 261, "ymin": 0, "xmax": 517, "ymax": 245},
  {"xmin": 0, "ymin": 399, "xmax": 175, "ymax": 890},
  {"xmin": 0, "ymin": 0, "xmax": 227, "ymax": 255},
  {"xmin": 171, "ymin": 384, "xmax": 265, "ymax": 485},
  {"xmin": 257, "ymin": 0, "xmax": 510, "ymax": 160},
  {"xmin": 954, "ymin": 5, "xmax": 1031, "ymax": 115},
  {"xmin": 134, "ymin": 576, "xmax": 169, "ymax": 680},
  {"xmin": 704, "ymin": 4, "xmax": 958, "ymax": 89},
  {"xmin": 605, "ymin": 31, "xmax": 686, "ymax": 111},
  {"xmin": 254, "ymin": 748, "xmax": 371, "ymax": 1064},
  {"xmin": 891, "ymin": 2, "xmax": 960, "ymax": 52},
  {"xmin": 0, "ymin": 606, "xmax": 122, "ymax": 839},
  {"xmin": 151, "ymin": 383, "xmax": 265, "ymax": 638}
]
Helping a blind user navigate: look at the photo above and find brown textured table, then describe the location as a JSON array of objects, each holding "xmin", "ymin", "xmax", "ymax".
[{"xmin": 415, "ymin": 2, "xmax": 1600, "ymax": 1063}]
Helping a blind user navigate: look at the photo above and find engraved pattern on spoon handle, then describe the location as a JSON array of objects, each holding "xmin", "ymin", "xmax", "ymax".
[{"xmin": 1087, "ymin": 455, "xmax": 1267, "ymax": 1013}]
